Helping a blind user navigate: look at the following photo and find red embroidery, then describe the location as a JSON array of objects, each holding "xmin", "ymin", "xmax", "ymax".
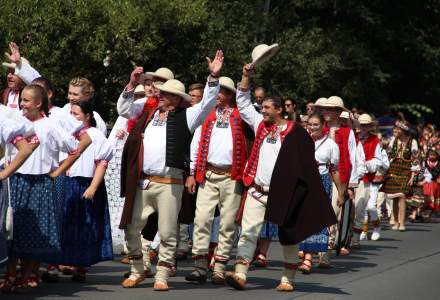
[
  {"xmin": 74, "ymin": 126, "xmax": 90, "ymax": 140},
  {"xmin": 95, "ymin": 160, "xmax": 109, "ymax": 167},
  {"xmin": 127, "ymin": 96, "xmax": 159, "ymax": 133},
  {"xmin": 11, "ymin": 136, "xmax": 24, "ymax": 145},
  {"xmin": 26, "ymin": 135, "xmax": 40, "ymax": 145}
]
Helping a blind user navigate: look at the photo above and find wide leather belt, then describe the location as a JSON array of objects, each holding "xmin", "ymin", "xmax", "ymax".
[
  {"xmin": 141, "ymin": 173, "xmax": 184, "ymax": 185},
  {"xmin": 251, "ymin": 183, "xmax": 269, "ymax": 195},
  {"xmin": 206, "ymin": 163, "xmax": 232, "ymax": 176}
]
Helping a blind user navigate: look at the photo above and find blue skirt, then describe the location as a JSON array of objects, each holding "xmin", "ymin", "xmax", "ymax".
[
  {"xmin": 0, "ymin": 181, "xmax": 7, "ymax": 265},
  {"xmin": 260, "ymin": 221, "xmax": 278, "ymax": 239},
  {"xmin": 299, "ymin": 173, "xmax": 332, "ymax": 252},
  {"xmin": 8, "ymin": 174, "xmax": 62, "ymax": 261},
  {"xmin": 55, "ymin": 176, "xmax": 113, "ymax": 267}
]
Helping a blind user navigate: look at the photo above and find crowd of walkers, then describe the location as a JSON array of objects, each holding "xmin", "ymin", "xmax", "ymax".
[{"xmin": 0, "ymin": 42, "xmax": 439, "ymax": 294}]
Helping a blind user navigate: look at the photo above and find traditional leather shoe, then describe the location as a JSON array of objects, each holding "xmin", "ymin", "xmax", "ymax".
[
  {"xmin": 121, "ymin": 273, "xmax": 146, "ymax": 288},
  {"xmin": 225, "ymin": 272, "xmax": 246, "ymax": 290},
  {"xmin": 153, "ymin": 280, "xmax": 169, "ymax": 291},
  {"xmin": 120, "ymin": 256, "xmax": 130, "ymax": 264},
  {"xmin": 276, "ymin": 282, "xmax": 294, "ymax": 292},
  {"xmin": 211, "ymin": 271, "xmax": 225, "ymax": 285}
]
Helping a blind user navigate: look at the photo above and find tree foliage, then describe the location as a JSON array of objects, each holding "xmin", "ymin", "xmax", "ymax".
[{"xmin": 0, "ymin": 0, "xmax": 438, "ymax": 124}]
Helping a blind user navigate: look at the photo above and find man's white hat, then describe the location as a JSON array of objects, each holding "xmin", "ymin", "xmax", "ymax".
[
  {"xmin": 358, "ymin": 113, "xmax": 374, "ymax": 125},
  {"xmin": 314, "ymin": 97, "xmax": 327, "ymax": 106},
  {"xmin": 219, "ymin": 76, "xmax": 236, "ymax": 94},
  {"xmin": 146, "ymin": 67, "xmax": 174, "ymax": 81},
  {"xmin": 250, "ymin": 44, "xmax": 279, "ymax": 68},
  {"xmin": 156, "ymin": 79, "xmax": 191, "ymax": 101},
  {"xmin": 2, "ymin": 57, "xmax": 30, "ymax": 70},
  {"xmin": 134, "ymin": 84, "xmax": 145, "ymax": 94},
  {"xmin": 315, "ymin": 96, "xmax": 349, "ymax": 111}
]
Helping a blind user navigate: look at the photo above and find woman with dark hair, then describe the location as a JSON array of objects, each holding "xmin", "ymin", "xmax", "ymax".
[
  {"xmin": 381, "ymin": 120, "xmax": 418, "ymax": 231},
  {"xmin": 51, "ymin": 100, "xmax": 113, "ymax": 282},
  {"xmin": 297, "ymin": 113, "xmax": 345, "ymax": 273}
]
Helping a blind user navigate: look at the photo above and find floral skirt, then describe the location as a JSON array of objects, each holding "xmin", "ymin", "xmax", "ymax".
[
  {"xmin": 8, "ymin": 174, "xmax": 62, "ymax": 261},
  {"xmin": 299, "ymin": 173, "xmax": 332, "ymax": 253},
  {"xmin": 52, "ymin": 176, "xmax": 113, "ymax": 267}
]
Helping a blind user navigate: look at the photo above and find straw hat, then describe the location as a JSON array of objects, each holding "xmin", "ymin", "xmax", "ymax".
[
  {"xmin": 314, "ymin": 97, "xmax": 327, "ymax": 106},
  {"xmin": 250, "ymin": 43, "xmax": 279, "ymax": 68},
  {"xmin": 358, "ymin": 113, "xmax": 373, "ymax": 125},
  {"xmin": 219, "ymin": 76, "xmax": 236, "ymax": 94},
  {"xmin": 2, "ymin": 57, "xmax": 30, "ymax": 70},
  {"xmin": 156, "ymin": 79, "xmax": 191, "ymax": 101},
  {"xmin": 134, "ymin": 84, "xmax": 145, "ymax": 95},
  {"xmin": 315, "ymin": 96, "xmax": 349, "ymax": 111},
  {"xmin": 146, "ymin": 67, "xmax": 174, "ymax": 81}
]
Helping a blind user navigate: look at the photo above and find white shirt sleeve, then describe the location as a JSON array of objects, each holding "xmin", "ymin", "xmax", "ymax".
[
  {"xmin": 93, "ymin": 111, "xmax": 107, "ymax": 136},
  {"xmin": 49, "ymin": 125, "xmax": 79, "ymax": 154},
  {"xmin": 355, "ymin": 141, "xmax": 367, "ymax": 180},
  {"xmin": 53, "ymin": 113, "xmax": 84, "ymax": 136},
  {"xmin": 94, "ymin": 137, "xmax": 114, "ymax": 163},
  {"xmin": 366, "ymin": 143, "xmax": 390, "ymax": 173},
  {"xmin": 116, "ymin": 88, "xmax": 145, "ymax": 119},
  {"xmin": 348, "ymin": 130, "xmax": 360, "ymax": 185},
  {"xmin": 236, "ymin": 89, "xmax": 263, "ymax": 133},
  {"xmin": 14, "ymin": 61, "xmax": 41, "ymax": 85},
  {"xmin": 190, "ymin": 126, "xmax": 202, "ymax": 172},
  {"xmin": 0, "ymin": 118, "xmax": 26, "ymax": 145},
  {"xmin": 411, "ymin": 139, "xmax": 418, "ymax": 152},
  {"xmin": 329, "ymin": 140, "xmax": 340, "ymax": 170},
  {"xmin": 186, "ymin": 80, "xmax": 220, "ymax": 133}
]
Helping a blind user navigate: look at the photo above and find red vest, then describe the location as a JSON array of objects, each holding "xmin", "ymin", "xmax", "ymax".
[
  {"xmin": 242, "ymin": 120, "xmax": 294, "ymax": 187},
  {"xmin": 329, "ymin": 126, "xmax": 352, "ymax": 184},
  {"xmin": 195, "ymin": 108, "xmax": 247, "ymax": 183},
  {"xmin": 126, "ymin": 96, "xmax": 158, "ymax": 133},
  {"xmin": 361, "ymin": 134, "xmax": 380, "ymax": 183}
]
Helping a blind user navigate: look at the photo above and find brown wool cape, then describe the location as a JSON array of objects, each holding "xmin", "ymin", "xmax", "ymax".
[{"xmin": 265, "ymin": 124, "xmax": 337, "ymax": 245}]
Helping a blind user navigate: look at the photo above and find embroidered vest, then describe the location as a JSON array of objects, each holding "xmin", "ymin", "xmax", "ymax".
[
  {"xmin": 242, "ymin": 120, "xmax": 294, "ymax": 187},
  {"xmin": 361, "ymin": 134, "xmax": 380, "ymax": 183},
  {"xmin": 329, "ymin": 126, "xmax": 352, "ymax": 184},
  {"xmin": 195, "ymin": 107, "xmax": 247, "ymax": 183}
]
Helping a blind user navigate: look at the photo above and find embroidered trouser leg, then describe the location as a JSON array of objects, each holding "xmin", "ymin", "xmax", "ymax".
[
  {"xmin": 192, "ymin": 172, "xmax": 242, "ymax": 271},
  {"xmin": 366, "ymin": 183, "xmax": 380, "ymax": 222},
  {"xmin": 124, "ymin": 183, "xmax": 183, "ymax": 281},
  {"xmin": 353, "ymin": 181, "xmax": 370, "ymax": 232},
  {"xmin": 234, "ymin": 191, "xmax": 267, "ymax": 280},
  {"xmin": 329, "ymin": 182, "xmax": 342, "ymax": 244}
]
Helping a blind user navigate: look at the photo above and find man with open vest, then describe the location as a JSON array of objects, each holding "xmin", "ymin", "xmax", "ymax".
[
  {"xmin": 184, "ymin": 76, "xmax": 246, "ymax": 284},
  {"xmin": 314, "ymin": 96, "xmax": 365, "ymax": 255},
  {"xmin": 354, "ymin": 114, "xmax": 389, "ymax": 242},
  {"xmin": 225, "ymin": 64, "xmax": 336, "ymax": 292},
  {"xmin": 116, "ymin": 50, "xmax": 224, "ymax": 291}
]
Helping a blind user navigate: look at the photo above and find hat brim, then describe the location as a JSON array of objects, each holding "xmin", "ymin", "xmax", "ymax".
[
  {"xmin": 220, "ymin": 84, "xmax": 236, "ymax": 94},
  {"xmin": 157, "ymin": 85, "xmax": 191, "ymax": 102},
  {"xmin": 314, "ymin": 102, "xmax": 350, "ymax": 112},
  {"xmin": 145, "ymin": 72, "xmax": 169, "ymax": 81},
  {"xmin": 250, "ymin": 44, "xmax": 280, "ymax": 69}
]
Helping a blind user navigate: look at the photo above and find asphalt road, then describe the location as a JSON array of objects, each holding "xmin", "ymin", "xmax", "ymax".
[{"xmin": 2, "ymin": 220, "xmax": 440, "ymax": 300}]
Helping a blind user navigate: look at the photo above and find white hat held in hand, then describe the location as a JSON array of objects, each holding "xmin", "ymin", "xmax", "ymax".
[
  {"xmin": 219, "ymin": 76, "xmax": 236, "ymax": 94},
  {"xmin": 250, "ymin": 43, "xmax": 279, "ymax": 68},
  {"xmin": 146, "ymin": 67, "xmax": 174, "ymax": 81},
  {"xmin": 156, "ymin": 79, "xmax": 191, "ymax": 101}
]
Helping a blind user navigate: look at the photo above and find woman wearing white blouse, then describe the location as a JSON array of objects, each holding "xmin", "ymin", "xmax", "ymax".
[
  {"xmin": 298, "ymin": 113, "xmax": 345, "ymax": 274},
  {"xmin": 1, "ymin": 85, "xmax": 84, "ymax": 293},
  {"xmin": 0, "ymin": 116, "xmax": 38, "ymax": 267},
  {"xmin": 50, "ymin": 101, "xmax": 114, "ymax": 282}
]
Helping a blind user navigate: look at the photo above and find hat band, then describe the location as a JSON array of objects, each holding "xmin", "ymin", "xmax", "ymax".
[{"xmin": 395, "ymin": 120, "xmax": 410, "ymax": 131}]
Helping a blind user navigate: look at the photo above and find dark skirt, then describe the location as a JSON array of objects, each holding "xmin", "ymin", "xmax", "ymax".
[
  {"xmin": 8, "ymin": 174, "xmax": 62, "ymax": 261},
  {"xmin": 56, "ymin": 176, "xmax": 113, "ymax": 267},
  {"xmin": 381, "ymin": 158, "xmax": 412, "ymax": 196},
  {"xmin": 0, "ymin": 181, "xmax": 7, "ymax": 265},
  {"xmin": 299, "ymin": 173, "xmax": 332, "ymax": 252}
]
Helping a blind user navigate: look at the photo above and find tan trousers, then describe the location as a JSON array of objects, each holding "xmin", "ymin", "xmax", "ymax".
[
  {"xmin": 192, "ymin": 171, "xmax": 242, "ymax": 271},
  {"xmin": 353, "ymin": 181, "xmax": 371, "ymax": 231},
  {"xmin": 124, "ymin": 182, "xmax": 183, "ymax": 281},
  {"xmin": 329, "ymin": 182, "xmax": 342, "ymax": 245}
]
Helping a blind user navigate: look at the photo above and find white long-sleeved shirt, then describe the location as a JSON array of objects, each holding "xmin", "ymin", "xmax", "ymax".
[
  {"xmin": 236, "ymin": 89, "xmax": 285, "ymax": 189},
  {"xmin": 0, "ymin": 118, "xmax": 26, "ymax": 146},
  {"xmin": 189, "ymin": 108, "xmax": 234, "ymax": 170},
  {"xmin": 359, "ymin": 136, "xmax": 390, "ymax": 174},
  {"xmin": 117, "ymin": 79, "xmax": 220, "ymax": 176}
]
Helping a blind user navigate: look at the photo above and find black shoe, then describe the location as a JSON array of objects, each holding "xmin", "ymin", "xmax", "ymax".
[
  {"xmin": 41, "ymin": 272, "xmax": 59, "ymax": 283},
  {"xmin": 185, "ymin": 269, "xmax": 207, "ymax": 283}
]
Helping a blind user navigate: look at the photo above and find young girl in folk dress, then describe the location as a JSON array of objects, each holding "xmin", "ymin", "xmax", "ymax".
[
  {"xmin": 55, "ymin": 100, "xmax": 113, "ymax": 281},
  {"xmin": 0, "ymin": 114, "xmax": 38, "ymax": 267},
  {"xmin": 0, "ymin": 85, "xmax": 85, "ymax": 293},
  {"xmin": 421, "ymin": 149, "xmax": 440, "ymax": 218}
]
